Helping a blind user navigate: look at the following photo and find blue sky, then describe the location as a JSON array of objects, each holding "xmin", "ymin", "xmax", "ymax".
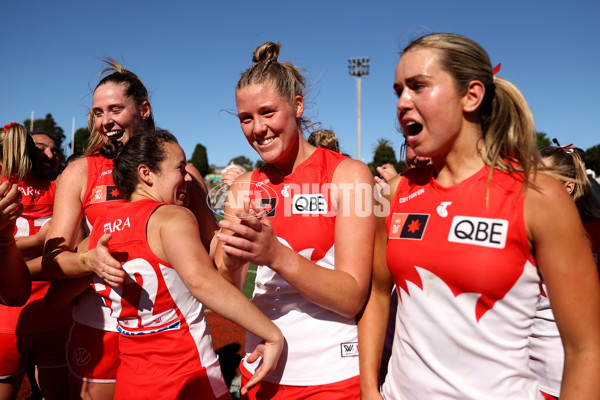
[{"xmin": 2, "ymin": 0, "xmax": 599, "ymax": 168}]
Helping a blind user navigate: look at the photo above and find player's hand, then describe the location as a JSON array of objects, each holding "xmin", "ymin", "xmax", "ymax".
[
  {"xmin": 240, "ymin": 333, "xmax": 283, "ymax": 395},
  {"xmin": 0, "ymin": 182, "xmax": 23, "ymax": 235},
  {"xmin": 221, "ymin": 167, "xmax": 245, "ymax": 186},
  {"xmin": 87, "ymin": 234, "xmax": 125, "ymax": 287},
  {"xmin": 218, "ymin": 203, "xmax": 281, "ymax": 267}
]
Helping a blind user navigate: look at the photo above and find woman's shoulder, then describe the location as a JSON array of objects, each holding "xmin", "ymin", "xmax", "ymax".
[
  {"xmin": 525, "ymin": 172, "xmax": 569, "ymax": 202},
  {"xmin": 524, "ymin": 172, "xmax": 578, "ymax": 228},
  {"xmin": 56, "ymin": 156, "xmax": 88, "ymax": 189},
  {"xmin": 333, "ymin": 158, "xmax": 373, "ymax": 184},
  {"xmin": 152, "ymin": 203, "xmax": 196, "ymax": 221}
]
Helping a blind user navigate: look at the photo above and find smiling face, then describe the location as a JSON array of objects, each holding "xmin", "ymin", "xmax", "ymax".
[
  {"xmin": 236, "ymin": 82, "xmax": 304, "ymax": 165},
  {"xmin": 394, "ymin": 47, "xmax": 466, "ymax": 159},
  {"xmin": 92, "ymin": 82, "xmax": 150, "ymax": 145},
  {"xmin": 149, "ymin": 142, "xmax": 191, "ymax": 206}
]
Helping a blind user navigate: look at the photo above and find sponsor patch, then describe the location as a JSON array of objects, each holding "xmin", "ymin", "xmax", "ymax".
[
  {"xmin": 389, "ymin": 213, "xmax": 429, "ymax": 240},
  {"xmin": 448, "ymin": 216, "xmax": 508, "ymax": 249},
  {"xmin": 292, "ymin": 194, "xmax": 328, "ymax": 214},
  {"xmin": 260, "ymin": 197, "xmax": 277, "ymax": 217},
  {"xmin": 90, "ymin": 185, "xmax": 122, "ymax": 204},
  {"xmin": 340, "ymin": 342, "xmax": 359, "ymax": 357}
]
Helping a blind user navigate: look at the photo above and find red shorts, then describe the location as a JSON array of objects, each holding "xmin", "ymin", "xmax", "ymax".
[
  {"xmin": 66, "ymin": 322, "xmax": 120, "ymax": 383},
  {"xmin": 0, "ymin": 326, "xmax": 68, "ymax": 380},
  {"xmin": 240, "ymin": 364, "xmax": 360, "ymax": 400},
  {"xmin": 115, "ymin": 326, "xmax": 230, "ymax": 400}
]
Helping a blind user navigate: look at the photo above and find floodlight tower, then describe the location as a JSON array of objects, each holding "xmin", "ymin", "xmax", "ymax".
[{"xmin": 348, "ymin": 58, "xmax": 369, "ymax": 161}]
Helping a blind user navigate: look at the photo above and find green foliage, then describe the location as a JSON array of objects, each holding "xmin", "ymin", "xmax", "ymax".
[
  {"xmin": 254, "ymin": 159, "xmax": 266, "ymax": 169},
  {"xmin": 368, "ymin": 138, "xmax": 400, "ymax": 176},
  {"xmin": 23, "ymin": 113, "xmax": 66, "ymax": 150},
  {"xmin": 536, "ymin": 131, "xmax": 552, "ymax": 149},
  {"xmin": 229, "ymin": 155, "xmax": 253, "ymax": 171},
  {"xmin": 585, "ymin": 144, "xmax": 600, "ymax": 174},
  {"xmin": 72, "ymin": 127, "xmax": 90, "ymax": 156},
  {"xmin": 190, "ymin": 143, "xmax": 211, "ymax": 176}
]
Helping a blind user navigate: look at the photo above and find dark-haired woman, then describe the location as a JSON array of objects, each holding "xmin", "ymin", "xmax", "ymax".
[
  {"xmin": 79, "ymin": 130, "xmax": 281, "ymax": 399},
  {"xmin": 216, "ymin": 42, "xmax": 375, "ymax": 399},
  {"xmin": 42, "ymin": 60, "xmax": 218, "ymax": 400}
]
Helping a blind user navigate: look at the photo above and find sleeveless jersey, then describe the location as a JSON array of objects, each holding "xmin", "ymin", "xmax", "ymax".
[
  {"xmin": 0, "ymin": 176, "xmax": 70, "ymax": 334},
  {"xmin": 382, "ymin": 165, "xmax": 541, "ymax": 400},
  {"xmin": 88, "ymin": 199, "xmax": 228, "ymax": 398},
  {"xmin": 73, "ymin": 155, "xmax": 125, "ymax": 331},
  {"xmin": 244, "ymin": 147, "xmax": 359, "ymax": 385},
  {"xmin": 529, "ymin": 218, "xmax": 600, "ymax": 396}
]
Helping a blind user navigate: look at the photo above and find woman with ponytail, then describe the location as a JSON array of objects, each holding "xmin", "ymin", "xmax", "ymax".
[
  {"xmin": 358, "ymin": 33, "xmax": 600, "ymax": 399},
  {"xmin": 42, "ymin": 59, "xmax": 218, "ymax": 400}
]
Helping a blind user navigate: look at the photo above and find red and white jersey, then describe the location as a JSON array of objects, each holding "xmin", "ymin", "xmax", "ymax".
[
  {"xmin": 82, "ymin": 155, "xmax": 125, "ymax": 231},
  {"xmin": 244, "ymin": 147, "xmax": 359, "ymax": 385},
  {"xmin": 3, "ymin": 175, "xmax": 55, "ymax": 240},
  {"xmin": 89, "ymin": 199, "xmax": 228, "ymax": 398},
  {"xmin": 73, "ymin": 155, "xmax": 126, "ymax": 332},
  {"xmin": 382, "ymin": 165, "xmax": 542, "ymax": 400},
  {"xmin": 529, "ymin": 218, "xmax": 600, "ymax": 396},
  {"xmin": 0, "ymin": 176, "xmax": 70, "ymax": 334}
]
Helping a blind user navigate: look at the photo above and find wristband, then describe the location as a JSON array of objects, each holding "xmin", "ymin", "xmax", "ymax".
[{"xmin": 79, "ymin": 251, "xmax": 91, "ymax": 272}]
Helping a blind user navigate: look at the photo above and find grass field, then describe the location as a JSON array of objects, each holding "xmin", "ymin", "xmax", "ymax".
[{"xmin": 242, "ymin": 264, "xmax": 257, "ymax": 298}]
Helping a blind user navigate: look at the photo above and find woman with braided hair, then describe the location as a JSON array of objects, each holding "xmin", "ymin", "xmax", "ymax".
[{"xmin": 42, "ymin": 59, "xmax": 218, "ymax": 399}]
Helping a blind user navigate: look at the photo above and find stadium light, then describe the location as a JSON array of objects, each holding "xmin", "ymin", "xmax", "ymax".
[{"xmin": 348, "ymin": 58, "xmax": 369, "ymax": 161}]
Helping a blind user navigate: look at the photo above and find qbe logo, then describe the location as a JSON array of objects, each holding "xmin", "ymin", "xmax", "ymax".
[
  {"xmin": 292, "ymin": 194, "xmax": 327, "ymax": 214},
  {"xmin": 448, "ymin": 216, "xmax": 509, "ymax": 249},
  {"xmin": 340, "ymin": 342, "xmax": 358, "ymax": 357}
]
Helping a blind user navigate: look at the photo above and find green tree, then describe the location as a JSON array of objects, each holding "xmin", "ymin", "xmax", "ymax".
[
  {"xmin": 368, "ymin": 139, "xmax": 400, "ymax": 176},
  {"xmin": 23, "ymin": 113, "xmax": 66, "ymax": 150},
  {"xmin": 536, "ymin": 131, "xmax": 552, "ymax": 148},
  {"xmin": 189, "ymin": 143, "xmax": 211, "ymax": 176},
  {"xmin": 255, "ymin": 159, "xmax": 266, "ymax": 169},
  {"xmin": 585, "ymin": 144, "xmax": 600, "ymax": 174},
  {"xmin": 71, "ymin": 127, "xmax": 91, "ymax": 156},
  {"xmin": 229, "ymin": 155, "xmax": 253, "ymax": 171}
]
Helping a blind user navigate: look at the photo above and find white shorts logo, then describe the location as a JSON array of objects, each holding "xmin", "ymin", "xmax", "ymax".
[
  {"xmin": 448, "ymin": 216, "xmax": 508, "ymax": 249},
  {"xmin": 292, "ymin": 194, "xmax": 327, "ymax": 214},
  {"xmin": 340, "ymin": 342, "xmax": 359, "ymax": 357}
]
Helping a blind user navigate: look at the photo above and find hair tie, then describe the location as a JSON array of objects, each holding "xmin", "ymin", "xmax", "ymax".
[
  {"xmin": 3, "ymin": 122, "xmax": 20, "ymax": 131},
  {"xmin": 493, "ymin": 63, "xmax": 501, "ymax": 75},
  {"xmin": 557, "ymin": 143, "xmax": 575, "ymax": 154}
]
